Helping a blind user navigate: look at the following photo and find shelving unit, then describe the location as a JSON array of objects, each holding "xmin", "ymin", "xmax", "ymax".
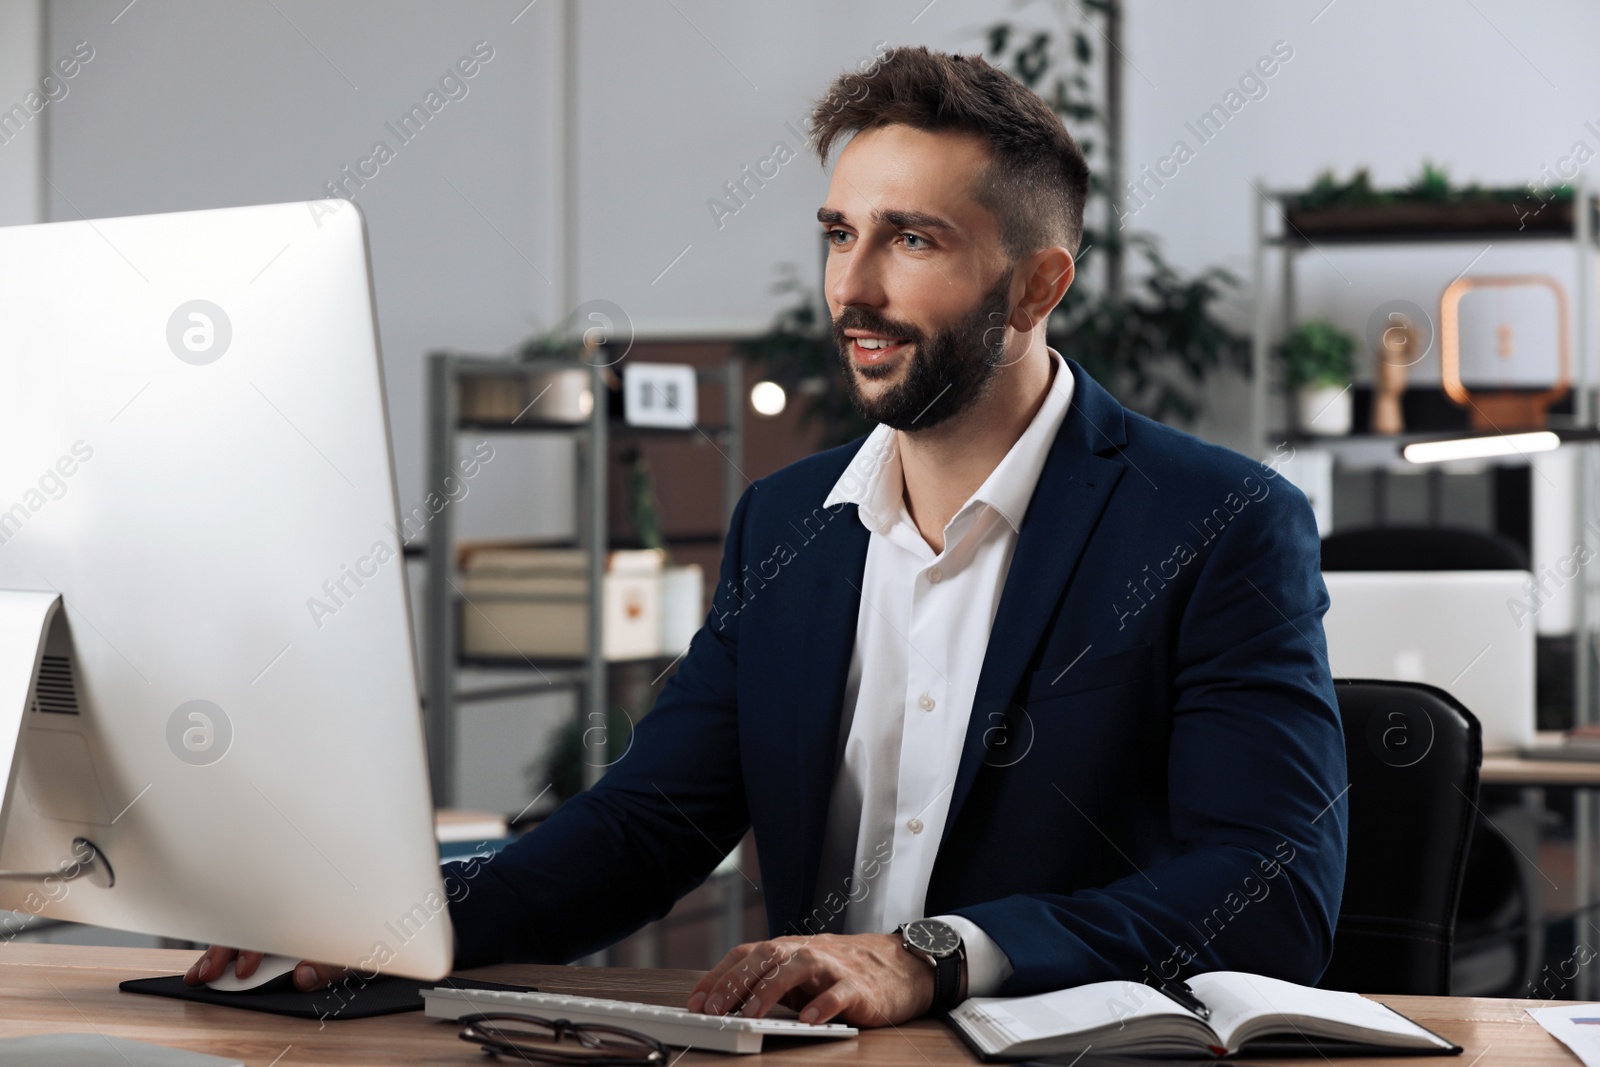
[
  {"xmin": 422, "ymin": 349, "xmax": 747, "ymax": 965},
  {"xmin": 422, "ymin": 351, "xmax": 743, "ymax": 806},
  {"xmin": 1247, "ymin": 179, "xmax": 1599, "ymax": 709},
  {"xmin": 1248, "ymin": 179, "xmax": 1600, "ymax": 996}
]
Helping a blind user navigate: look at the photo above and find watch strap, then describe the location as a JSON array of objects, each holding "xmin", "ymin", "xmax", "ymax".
[{"xmin": 930, "ymin": 950, "xmax": 962, "ymax": 1012}]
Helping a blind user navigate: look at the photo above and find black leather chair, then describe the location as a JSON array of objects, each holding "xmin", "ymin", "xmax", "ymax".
[
  {"xmin": 1317, "ymin": 679, "xmax": 1482, "ymax": 996},
  {"xmin": 1320, "ymin": 525, "xmax": 1529, "ymax": 572},
  {"xmin": 1321, "ymin": 524, "xmax": 1539, "ymax": 996}
]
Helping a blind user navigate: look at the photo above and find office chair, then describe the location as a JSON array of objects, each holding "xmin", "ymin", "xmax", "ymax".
[
  {"xmin": 1321, "ymin": 524, "xmax": 1543, "ymax": 997},
  {"xmin": 1317, "ymin": 679, "xmax": 1482, "ymax": 996},
  {"xmin": 1320, "ymin": 525, "xmax": 1529, "ymax": 572}
]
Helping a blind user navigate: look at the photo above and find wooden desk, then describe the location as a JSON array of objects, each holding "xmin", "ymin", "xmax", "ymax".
[
  {"xmin": 1480, "ymin": 746, "xmax": 1600, "ymax": 1000},
  {"xmin": 1483, "ymin": 751, "xmax": 1600, "ymax": 786},
  {"xmin": 0, "ymin": 944, "xmax": 1575, "ymax": 1065}
]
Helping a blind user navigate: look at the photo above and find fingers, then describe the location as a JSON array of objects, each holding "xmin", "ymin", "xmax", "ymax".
[
  {"xmin": 798, "ymin": 979, "xmax": 856, "ymax": 1025},
  {"xmin": 688, "ymin": 942, "xmax": 757, "ymax": 1013},
  {"xmin": 713, "ymin": 942, "xmax": 808, "ymax": 1018},
  {"xmin": 183, "ymin": 945, "xmax": 237, "ymax": 986},
  {"xmin": 738, "ymin": 945, "xmax": 827, "ymax": 1020},
  {"xmin": 180, "ymin": 947, "xmax": 343, "ymax": 992},
  {"xmin": 293, "ymin": 961, "xmax": 347, "ymax": 992},
  {"xmin": 693, "ymin": 940, "xmax": 797, "ymax": 1015}
]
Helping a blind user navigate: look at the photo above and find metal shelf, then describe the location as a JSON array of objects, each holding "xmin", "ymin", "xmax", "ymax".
[
  {"xmin": 422, "ymin": 348, "xmax": 745, "ymax": 969},
  {"xmin": 1248, "ymin": 179, "xmax": 1598, "ymax": 458},
  {"xmin": 455, "ymin": 419, "xmax": 734, "ymax": 439},
  {"xmin": 422, "ymin": 350, "xmax": 744, "ymax": 806},
  {"xmin": 1250, "ymin": 179, "xmax": 1600, "ymax": 999}
]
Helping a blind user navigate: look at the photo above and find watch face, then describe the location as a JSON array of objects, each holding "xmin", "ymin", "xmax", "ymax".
[{"xmin": 905, "ymin": 918, "xmax": 960, "ymax": 958}]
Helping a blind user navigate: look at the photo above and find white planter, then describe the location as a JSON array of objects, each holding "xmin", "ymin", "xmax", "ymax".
[{"xmin": 1295, "ymin": 384, "xmax": 1352, "ymax": 436}]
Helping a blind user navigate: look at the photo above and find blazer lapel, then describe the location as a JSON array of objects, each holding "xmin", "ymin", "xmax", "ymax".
[
  {"xmin": 786, "ymin": 497, "xmax": 870, "ymax": 932},
  {"xmin": 937, "ymin": 361, "xmax": 1131, "ymax": 852}
]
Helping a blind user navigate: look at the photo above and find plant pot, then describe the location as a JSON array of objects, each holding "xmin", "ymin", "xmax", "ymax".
[
  {"xmin": 1282, "ymin": 198, "xmax": 1587, "ymax": 241},
  {"xmin": 1295, "ymin": 384, "xmax": 1352, "ymax": 436}
]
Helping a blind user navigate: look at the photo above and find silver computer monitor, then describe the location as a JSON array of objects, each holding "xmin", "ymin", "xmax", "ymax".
[{"xmin": 0, "ymin": 200, "xmax": 451, "ymax": 978}]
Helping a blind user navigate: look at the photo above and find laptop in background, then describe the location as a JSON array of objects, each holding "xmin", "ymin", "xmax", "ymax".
[{"xmin": 1321, "ymin": 571, "xmax": 1535, "ymax": 753}]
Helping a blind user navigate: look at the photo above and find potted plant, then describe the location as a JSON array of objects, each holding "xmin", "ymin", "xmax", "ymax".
[
  {"xmin": 1283, "ymin": 162, "xmax": 1581, "ymax": 239},
  {"xmin": 1281, "ymin": 319, "xmax": 1356, "ymax": 436}
]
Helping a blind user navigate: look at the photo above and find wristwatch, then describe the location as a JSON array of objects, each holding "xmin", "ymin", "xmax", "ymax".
[{"xmin": 897, "ymin": 918, "xmax": 966, "ymax": 1013}]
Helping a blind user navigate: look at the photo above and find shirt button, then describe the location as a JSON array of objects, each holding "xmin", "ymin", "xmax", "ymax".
[
  {"xmin": 907, "ymin": 818, "xmax": 924, "ymax": 834},
  {"xmin": 917, "ymin": 693, "xmax": 935, "ymax": 711},
  {"xmin": 928, "ymin": 567, "xmax": 943, "ymax": 583}
]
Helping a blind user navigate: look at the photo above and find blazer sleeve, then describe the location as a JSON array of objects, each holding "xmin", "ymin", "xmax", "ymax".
[
  {"xmin": 444, "ymin": 483, "xmax": 758, "ymax": 967},
  {"xmin": 946, "ymin": 476, "xmax": 1348, "ymax": 994}
]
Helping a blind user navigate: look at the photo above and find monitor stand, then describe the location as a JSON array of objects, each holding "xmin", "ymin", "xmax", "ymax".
[{"xmin": 0, "ymin": 590, "xmax": 114, "ymax": 888}]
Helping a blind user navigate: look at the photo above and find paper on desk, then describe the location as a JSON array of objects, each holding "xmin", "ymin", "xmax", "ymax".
[{"xmin": 1528, "ymin": 1005, "xmax": 1600, "ymax": 1066}]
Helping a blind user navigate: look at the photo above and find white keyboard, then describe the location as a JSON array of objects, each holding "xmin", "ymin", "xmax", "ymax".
[{"xmin": 423, "ymin": 986, "xmax": 858, "ymax": 1054}]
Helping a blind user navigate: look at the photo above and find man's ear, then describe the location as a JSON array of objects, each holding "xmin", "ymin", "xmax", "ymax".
[{"xmin": 1008, "ymin": 246, "xmax": 1075, "ymax": 333}]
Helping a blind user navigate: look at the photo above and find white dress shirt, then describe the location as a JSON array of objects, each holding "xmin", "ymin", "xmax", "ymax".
[{"xmin": 813, "ymin": 347, "xmax": 1075, "ymax": 998}]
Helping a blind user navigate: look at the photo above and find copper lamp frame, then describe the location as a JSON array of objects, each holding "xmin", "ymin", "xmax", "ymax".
[{"xmin": 1440, "ymin": 273, "xmax": 1571, "ymax": 430}]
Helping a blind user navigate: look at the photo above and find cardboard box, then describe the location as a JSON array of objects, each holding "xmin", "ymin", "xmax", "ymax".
[{"xmin": 458, "ymin": 546, "xmax": 663, "ymax": 661}]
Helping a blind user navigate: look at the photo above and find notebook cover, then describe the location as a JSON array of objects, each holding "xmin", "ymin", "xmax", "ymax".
[{"xmin": 118, "ymin": 972, "xmax": 536, "ymax": 1021}]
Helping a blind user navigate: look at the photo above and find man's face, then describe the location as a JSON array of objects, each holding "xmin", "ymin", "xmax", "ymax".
[{"xmin": 818, "ymin": 124, "xmax": 1015, "ymax": 432}]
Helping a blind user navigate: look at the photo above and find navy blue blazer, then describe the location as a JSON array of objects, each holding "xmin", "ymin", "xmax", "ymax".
[{"xmin": 445, "ymin": 358, "xmax": 1348, "ymax": 995}]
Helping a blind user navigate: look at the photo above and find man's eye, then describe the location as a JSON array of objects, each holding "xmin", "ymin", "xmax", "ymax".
[
  {"xmin": 825, "ymin": 229, "xmax": 851, "ymax": 245},
  {"xmin": 902, "ymin": 233, "xmax": 928, "ymax": 250}
]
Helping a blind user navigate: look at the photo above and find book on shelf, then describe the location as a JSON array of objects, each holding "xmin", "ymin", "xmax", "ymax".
[{"xmin": 945, "ymin": 971, "xmax": 1460, "ymax": 1061}]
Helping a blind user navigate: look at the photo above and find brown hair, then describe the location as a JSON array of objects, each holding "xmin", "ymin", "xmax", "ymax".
[{"xmin": 808, "ymin": 45, "xmax": 1091, "ymax": 259}]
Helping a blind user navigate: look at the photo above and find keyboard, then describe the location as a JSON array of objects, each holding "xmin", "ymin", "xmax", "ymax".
[{"xmin": 423, "ymin": 986, "xmax": 858, "ymax": 1054}]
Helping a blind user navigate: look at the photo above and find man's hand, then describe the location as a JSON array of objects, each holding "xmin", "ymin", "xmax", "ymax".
[
  {"xmin": 686, "ymin": 933, "xmax": 933, "ymax": 1027},
  {"xmin": 183, "ymin": 946, "xmax": 346, "ymax": 992}
]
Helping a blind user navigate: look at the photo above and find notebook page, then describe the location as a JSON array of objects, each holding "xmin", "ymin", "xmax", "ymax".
[
  {"xmin": 1189, "ymin": 972, "xmax": 1450, "ymax": 1051},
  {"xmin": 952, "ymin": 980, "xmax": 1198, "ymax": 1054}
]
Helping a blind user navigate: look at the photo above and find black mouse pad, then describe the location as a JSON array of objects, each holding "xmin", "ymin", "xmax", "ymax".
[{"xmin": 118, "ymin": 973, "xmax": 538, "ymax": 1021}]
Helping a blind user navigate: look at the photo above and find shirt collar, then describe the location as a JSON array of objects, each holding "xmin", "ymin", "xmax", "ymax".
[{"xmin": 822, "ymin": 347, "xmax": 1076, "ymax": 535}]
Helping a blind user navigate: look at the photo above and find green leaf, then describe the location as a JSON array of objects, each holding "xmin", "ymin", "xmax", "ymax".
[{"xmin": 986, "ymin": 23, "xmax": 1012, "ymax": 57}]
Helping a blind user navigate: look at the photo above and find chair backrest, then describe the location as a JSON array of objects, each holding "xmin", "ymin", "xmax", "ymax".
[
  {"xmin": 1317, "ymin": 679, "xmax": 1483, "ymax": 996},
  {"xmin": 1321, "ymin": 525, "xmax": 1529, "ymax": 572}
]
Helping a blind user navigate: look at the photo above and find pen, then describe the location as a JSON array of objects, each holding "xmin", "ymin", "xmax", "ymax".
[{"xmin": 1148, "ymin": 977, "xmax": 1211, "ymax": 1021}]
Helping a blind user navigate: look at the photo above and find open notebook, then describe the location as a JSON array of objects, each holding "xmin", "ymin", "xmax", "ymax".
[{"xmin": 947, "ymin": 972, "xmax": 1460, "ymax": 1060}]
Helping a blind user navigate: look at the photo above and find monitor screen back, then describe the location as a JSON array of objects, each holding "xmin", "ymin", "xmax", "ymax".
[{"xmin": 0, "ymin": 200, "xmax": 450, "ymax": 978}]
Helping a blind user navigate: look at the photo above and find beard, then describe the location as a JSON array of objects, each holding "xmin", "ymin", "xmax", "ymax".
[{"xmin": 832, "ymin": 267, "xmax": 1015, "ymax": 432}]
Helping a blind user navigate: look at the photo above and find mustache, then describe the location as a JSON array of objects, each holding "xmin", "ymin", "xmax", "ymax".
[{"xmin": 832, "ymin": 308, "xmax": 923, "ymax": 345}]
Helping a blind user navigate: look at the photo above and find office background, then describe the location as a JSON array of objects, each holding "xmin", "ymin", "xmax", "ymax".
[{"xmin": 2, "ymin": 0, "xmax": 1597, "ymax": 984}]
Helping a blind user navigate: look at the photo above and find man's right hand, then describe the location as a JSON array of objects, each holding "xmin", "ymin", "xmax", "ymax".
[{"xmin": 184, "ymin": 946, "xmax": 345, "ymax": 991}]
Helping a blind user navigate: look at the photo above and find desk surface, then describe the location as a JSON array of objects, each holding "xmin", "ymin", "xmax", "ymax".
[
  {"xmin": 1483, "ymin": 750, "xmax": 1600, "ymax": 786},
  {"xmin": 0, "ymin": 944, "xmax": 1580, "ymax": 1066}
]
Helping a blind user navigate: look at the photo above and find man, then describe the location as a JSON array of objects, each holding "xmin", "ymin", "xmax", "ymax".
[{"xmin": 189, "ymin": 45, "xmax": 1346, "ymax": 1029}]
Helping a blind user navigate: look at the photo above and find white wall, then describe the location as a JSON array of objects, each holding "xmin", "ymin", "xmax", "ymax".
[
  {"xmin": 25, "ymin": 0, "xmax": 1029, "ymax": 519},
  {"xmin": 1121, "ymin": 0, "xmax": 1600, "ymax": 452},
  {"xmin": 14, "ymin": 0, "xmax": 1600, "ymax": 494},
  {"xmin": 0, "ymin": 0, "xmax": 44, "ymax": 226},
  {"xmin": 9, "ymin": 0, "xmax": 1600, "ymax": 804},
  {"xmin": 40, "ymin": 0, "xmax": 570, "ymax": 528}
]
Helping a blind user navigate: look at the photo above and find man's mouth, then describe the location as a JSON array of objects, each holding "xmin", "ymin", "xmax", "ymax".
[{"xmin": 848, "ymin": 335, "xmax": 913, "ymax": 365}]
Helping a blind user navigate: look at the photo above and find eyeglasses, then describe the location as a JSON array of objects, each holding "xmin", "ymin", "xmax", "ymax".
[{"xmin": 459, "ymin": 1012, "xmax": 669, "ymax": 1066}]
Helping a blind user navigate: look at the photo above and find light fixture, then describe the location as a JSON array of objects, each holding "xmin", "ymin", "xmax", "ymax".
[
  {"xmin": 1403, "ymin": 431, "xmax": 1560, "ymax": 464},
  {"xmin": 1401, "ymin": 428, "xmax": 1600, "ymax": 464},
  {"xmin": 750, "ymin": 380, "xmax": 787, "ymax": 416}
]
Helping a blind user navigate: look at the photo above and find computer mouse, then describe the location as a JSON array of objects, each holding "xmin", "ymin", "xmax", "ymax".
[{"xmin": 204, "ymin": 953, "xmax": 301, "ymax": 993}]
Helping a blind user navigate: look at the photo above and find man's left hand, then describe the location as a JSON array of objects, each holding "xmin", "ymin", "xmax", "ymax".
[{"xmin": 687, "ymin": 933, "xmax": 932, "ymax": 1027}]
